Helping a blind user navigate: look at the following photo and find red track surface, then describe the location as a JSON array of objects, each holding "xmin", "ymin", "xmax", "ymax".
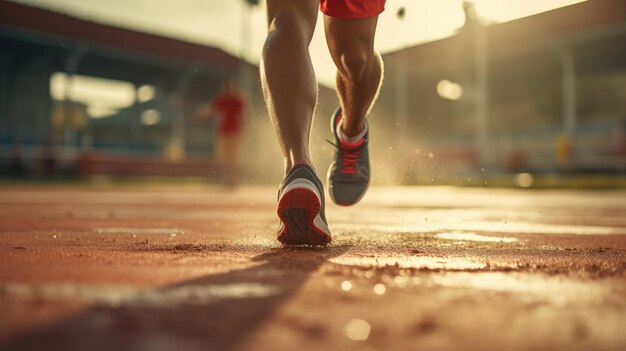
[{"xmin": 1, "ymin": 185, "xmax": 625, "ymax": 351}]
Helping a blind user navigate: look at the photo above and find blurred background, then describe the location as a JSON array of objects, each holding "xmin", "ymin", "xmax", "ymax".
[{"xmin": 0, "ymin": 0, "xmax": 624, "ymax": 188}]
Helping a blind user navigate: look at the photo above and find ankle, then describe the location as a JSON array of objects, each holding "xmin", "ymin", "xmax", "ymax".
[{"xmin": 339, "ymin": 120, "xmax": 367, "ymax": 143}]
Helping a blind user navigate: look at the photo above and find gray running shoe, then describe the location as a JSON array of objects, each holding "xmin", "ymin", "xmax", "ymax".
[
  {"xmin": 326, "ymin": 107, "xmax": 370, "ymax": 206},
  {"xmin": 277, "ymin": 164, "xmax": 331, "ymax": 245}
]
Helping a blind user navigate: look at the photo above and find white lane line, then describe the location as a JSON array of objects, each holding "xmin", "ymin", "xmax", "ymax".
[
  {"xmin": 0, "ymin": 282, "xmax": 280, "ymax": 307},
  {"xmin": 332, "ymin": 221, "xmax": 626, "ymax": 235},
  {"xmin": 94, "ymin": 227, "xmax": 184, "ymax": 235},
  {"xmin": 436, "ymin": 232, "xmax": 518, "ymax": 243},
  {"xmin": 330, "ymin": 256, "xmax": 486, "ymax": 270},
  {"xmin": 430, "ymin": 272, "xmax": 615, "ymax": 305}
]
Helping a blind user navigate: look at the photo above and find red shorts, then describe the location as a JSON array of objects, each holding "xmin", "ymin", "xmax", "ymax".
[{"xmin": 320, "ymin": 0, "xmax": 386, "ymax": 19}]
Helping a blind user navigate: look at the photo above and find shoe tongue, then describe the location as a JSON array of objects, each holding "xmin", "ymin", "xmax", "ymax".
[{"xmin": 340, "ymin": 137, "xmax": 365, "ymax": 149}]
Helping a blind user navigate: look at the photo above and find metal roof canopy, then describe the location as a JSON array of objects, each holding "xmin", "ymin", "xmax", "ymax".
[
  {"xmin": 384, "ymin": 0, "xmax": 626, "ymax": 71},
  {"xmin": 0, "ymin": 1, "xmax": 243, "ymax": 87}
]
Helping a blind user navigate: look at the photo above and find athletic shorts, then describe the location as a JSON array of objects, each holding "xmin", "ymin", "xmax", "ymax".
[{"xmin": 320, "ymin": 0, "xmax": 386, "ymax": 19}]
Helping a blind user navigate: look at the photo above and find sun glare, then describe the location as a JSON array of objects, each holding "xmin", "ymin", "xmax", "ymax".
[
  {"xmin": 471, "ymin": 0, "xmax": 587, "ymax": 23},
  {"xmin": 50, "ymin": 72, "xmax": 136, "ymax": 119}
]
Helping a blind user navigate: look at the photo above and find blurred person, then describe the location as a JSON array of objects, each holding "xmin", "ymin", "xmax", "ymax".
[
  {"xmin": 195, "ymin": 79, "xmax": 246, "ymax": 187},
  {"xmin": 261, "ymin": 0, "xmax": 385, "ymax": 245}
]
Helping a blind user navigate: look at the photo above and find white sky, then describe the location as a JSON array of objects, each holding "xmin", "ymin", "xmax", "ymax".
[{"xmin": 12, "ymin": 0, "xmax": 585, "ymax": 86}]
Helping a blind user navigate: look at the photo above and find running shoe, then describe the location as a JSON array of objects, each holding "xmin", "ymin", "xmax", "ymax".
[
  {"xmin": 327, "ymin": 107, "xmax": 370, "ymax": 206},
  {"xmin": 277, "ymin": 163, "xmax": 331, "ymax": 245}
]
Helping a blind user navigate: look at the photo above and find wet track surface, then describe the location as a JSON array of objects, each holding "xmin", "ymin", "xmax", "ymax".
[{"xmin": 1, "ymin": 186, "xmax": 625, "ymax": 351}]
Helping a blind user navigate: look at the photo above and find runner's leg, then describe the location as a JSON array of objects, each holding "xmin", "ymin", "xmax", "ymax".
[
  {"xmin": 324, "ymin": 15, "xmax": 383, "ymax": 137},
  {"xmin": 260, "ymin": 0, "xmax": 319, "ymax": 174}
]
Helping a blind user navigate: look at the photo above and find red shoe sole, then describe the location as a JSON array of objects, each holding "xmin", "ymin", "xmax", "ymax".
[{"xmin": 277, "ymin": 188, "xmax": 331, "ymax": 246}]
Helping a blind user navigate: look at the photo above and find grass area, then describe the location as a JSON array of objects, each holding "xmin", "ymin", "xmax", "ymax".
[
  {"xmin": 0, "ymin": 175, "xmax": 219, "ymax": 190},
  {"xmin": 1, "ymin": 173, "xmax": 626, "ymax": 190},
  {"xmin": 411, "ymin": 172, "xmax": 626, "ymax": 189}
]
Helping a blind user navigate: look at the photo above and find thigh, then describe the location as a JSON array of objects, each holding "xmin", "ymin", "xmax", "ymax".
[
  {"xmin": 224, "ymin": 134, "xmax": 240, "ymax": 157},
  {"xmin": 216, "ymin": 135, "xmax": 226, "ymax": 162},
  {"xmin": 266, "ymin": 0, "xmax": 319, "ymax": 36},
  {"xmin": 324, "ymin": 15, "xmax": 379, "ymax": 58},
  {"xmin": 320, "ymin": 0, "xmax": 385, "ymax": 19}
]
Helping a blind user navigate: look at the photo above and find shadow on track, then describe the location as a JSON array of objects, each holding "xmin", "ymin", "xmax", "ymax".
[{"xmin": 2, "ymin": 245, "xmax": 348, "ymax": 351}]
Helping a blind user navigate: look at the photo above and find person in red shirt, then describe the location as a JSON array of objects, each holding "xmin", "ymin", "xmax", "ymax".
[
  {"xmin": 261, "ymin": 0, "xmax": 385, "ymax": 245},
  {"xmin": 195, "ymin": 79, "xmax": 246, "ymax": 187}
]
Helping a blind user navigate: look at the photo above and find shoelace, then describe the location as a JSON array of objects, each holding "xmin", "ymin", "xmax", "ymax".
[{"xmin": 326, "ymin": 139, "xmax": 362, "ymax": 174}]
